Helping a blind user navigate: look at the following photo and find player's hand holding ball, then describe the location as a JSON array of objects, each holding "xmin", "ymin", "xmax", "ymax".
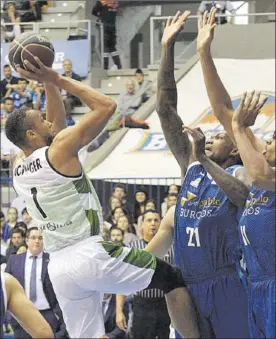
[
  {"xmin": 8, "ymin": 32, "xmax": 59, "ymax": 85},
  {"xmin": 17, "ymin": 57, "xmax": 59, "ymax": 85}
]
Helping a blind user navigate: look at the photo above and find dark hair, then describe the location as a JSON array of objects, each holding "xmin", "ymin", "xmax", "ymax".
[
  {"xmin": 134, "ymin": 188, "xmax": 148, "ymax": 223},
  {"xmin": 109, "ymin": 226, "xmax": 124, "ymax": 237},
  {"xmin": 8, "ymin": 207, "xmax": 18, "ymax": 215},
  {"xmin": 3, "ymin": 97, "xmax": 13, "ymax": 104},
  {"xmin": 273, "ymin": 131, "xmax": 276, "ymax": 140},
  {"xmin": 0, "ymin": 211, "xmax": 5, "ymax": 219},
  {"xmin": 3, "ymin": 64, "xmax": 11, "ymax": 69},
  {"xmin": 22, "ymin": 207, "xmax": 28, "ymax": 215},
  {"xmin": 11, "ymin": 228, "xmax": 24, "ymax": 237},
  {"xmin": 145, "ymin": 199, "xmax": 156, "ymax": 208},
  {"xmin": 15, "ymin": 221, "xmax": 27, "ymax": 233},
  {"xmin": 113, "ymin": 183, "xmax": 126, "ymax": 194},
  {"xmin": 108, "ymin": 196, "xmax": 122, "ymax": 211},
  {"xmin": 112, "ymin": 206, "xmax": 127, "ymax": 217},
  {"xmin": 5, "ymin": 108, "xmax": 34, "ymax": 147},
  {"xmin": 141, "ymin": 209, "xmax": 160, "ymax": 221},
  {"xmin": 26, "ymin": 227, "xmax": 39, "ymax": 238},
  {"xmin": 106, "ymin": 206, "xmax": 127, "ymax": 225},
  {"xmin": 168, "ymin": 193, "xmax": 178, "ymax": 198},
  {"xmin": 135, "ymin": 68, "xmax": 143, "ymax": 75}
]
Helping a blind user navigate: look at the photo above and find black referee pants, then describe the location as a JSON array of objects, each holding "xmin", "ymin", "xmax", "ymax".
[{"xmin": 132, "ymin": 296, "xmax": 171, "ymax": 339}]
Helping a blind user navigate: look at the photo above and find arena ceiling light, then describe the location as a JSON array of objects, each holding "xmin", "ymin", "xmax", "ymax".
[{"xmin": 63, "ymin": 2, "xmax": 68, "ymax": 6}]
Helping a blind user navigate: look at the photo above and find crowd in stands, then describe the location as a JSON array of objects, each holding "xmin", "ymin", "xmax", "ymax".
[
  {"xmin": 1, "ymin": 182, "xmax": 178, "ymax": 338},
  {"xmin": 1, "ymin": 1, "xmax": 49, "ymax": 42}
]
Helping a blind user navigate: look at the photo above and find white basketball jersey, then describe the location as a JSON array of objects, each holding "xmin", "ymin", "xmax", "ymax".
[{"xmin": 13, "ymin": 146, "xmax": 103, "ymax": 253}]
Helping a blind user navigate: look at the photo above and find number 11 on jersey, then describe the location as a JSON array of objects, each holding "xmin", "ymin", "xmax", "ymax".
[{"xmin": 186, "ymin": 227, "xmax": 201, "ymax": 247}]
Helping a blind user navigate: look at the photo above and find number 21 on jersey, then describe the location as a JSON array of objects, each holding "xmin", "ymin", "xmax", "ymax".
[{"xmin": 186, "ymin": 227, "xmax": 201, "ymax": 247}]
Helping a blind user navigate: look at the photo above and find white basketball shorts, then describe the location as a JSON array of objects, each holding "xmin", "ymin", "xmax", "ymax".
[{"xmin": 48, "ymin": 235, "xmax": 156, "ymax": 338}]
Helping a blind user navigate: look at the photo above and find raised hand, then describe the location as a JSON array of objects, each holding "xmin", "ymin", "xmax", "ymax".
[
  {"xmin": 183, "ymin": 126, "xmax": 206, "ymax": 160},
  {"xmin": 16, "ymin": 57, "xmax": 59, "ymax": 84},
  {"xmin": 197, "ymin": 7, "xmax": 217, "ymax": 52},
  {"xmin": 161, "ymin": 10, "xmax": 191, "ymax": 47},
  {"xmin": 232, "ymin": 91, "xmax": 268, "ymax": 129}
]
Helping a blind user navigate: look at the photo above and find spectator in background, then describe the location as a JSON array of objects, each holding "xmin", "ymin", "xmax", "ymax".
[
  {"xmin": 16, "ymin": 243, "xmax": 27, "ymax": 254},
  {"xmin": 6, "ymin": 227, "xmax": 68, "ymax": 339},
  {"xmin": 10, "ymin": 195, "xmax": 26, "ymax": 221},
  {"xmin": 135, "ymin": 69, "xmax": 152, "ymax": 103},
  {"xmin": 61, "ymin": 59, "xmax": 82, "ymax": 115},
  {"xmin": 117, "ymin": 215, "xmax": 138, "ymax": 246},
  {"xmin": 136, "ymin": 199, "xmax": 156, "ymax": 239},
  {"xmin": 92, "ymin": 0, "xmax": 122, "ymax": 70},
  {"xmin": 15, "ymin": 221, "xmax": 28, "ymax": 237},
  {"xmin": 0, "ymin": 64, "xmax": 19, "ymax": 98},
  {"xmin": 21, "ymin": 0, "xmax": 42, "ymax": 22},
  {"xmin": 116, "ymin": 210, "xmax": 173, "ymax": 339},
  {"xmin": 106, "ymin": 206, "xmax": 127, "ymax": 228},
  {"xmin": 197, "ymin": 1, "xmax": 235, "ymax": 24},
  {"xmin": 112, "ymin": 184, "xmax": 133, "ymax": 218},
  {"xmin": 6, "ymin": 207, "xmax": 18, "ymax": 233},
  {"xmin": 22, "ymin": 208, "xmax": 36, "ymax": 228},
  {"xmin": 161, "ymin": 184, "xmax": 179, "ymax": 217},
  {"xmin": 102, "ymin": 293, "xmax": 129, "ymax": 339},
  {"xmin": 133, "ymin": 188, "xmax": 148, "ymax": 224},
  {"xmin": 1, "ymin": 97, "xmax": 14, "ymax": 128},
  {"xmin": 109, "ymin": 226, "xmax": 124, "ymax": 245},
  {"xmin": 9, "ymin": 78, "xmax": 33, "ymax": 109},
  {"xmin": 2, "ymin": 1, "xmax": 21, "ymax": 42},
  {"xmin": 66, "ymin": 114, "xmax": 75, "ymax": 126},
  {"xmin": 33, "ymin": 82, "xmax": 46, "ymax": 111},
  {"xmin": 5, "ymin": 228, "xmax": 25, "ymax": 259},
  {"xmin": 167, "ymin": 193, "xmax": 178, "ymax": 210},
  {"xmin": 1, "ymin": 211, "xmax": 9, "ymax": 253}
]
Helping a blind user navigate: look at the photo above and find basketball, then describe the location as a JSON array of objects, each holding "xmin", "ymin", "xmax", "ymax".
[{"xmin": 8, "ymin": 32, "xmax": 55, "ymax": 71}]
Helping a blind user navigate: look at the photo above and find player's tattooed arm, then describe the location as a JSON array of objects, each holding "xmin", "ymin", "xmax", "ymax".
[
  {"xmin": 197, "ymin": 8, "xmax": 265, "ymax": 152},
  {"xmin": 157, "ymin": 11, "xmax": 192, "ymax": 179},
  {"xmin": 185, "ymin": 127, "xmax": 249, "ymax": 209},
  {"xmin": 232, "ymin": 92, "xmax": 275, "ymax": 191}
]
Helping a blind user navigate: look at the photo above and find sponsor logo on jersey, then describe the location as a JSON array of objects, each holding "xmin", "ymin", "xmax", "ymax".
[
  {"xmin": 40, "ymin": 221, "xmax": 73, "ymax": 232},
  {"xmin": 242, "ymin": 192, "xmax": 269, "ymax": 217},
  {"xmin": 190, "ymin": 178, "xmax": 202, "ymax": 188},
  {"xmin": 181, "ymin": 191, "xmax": 197, "ymax": 206},
  {"xmin": 14, "ymin": 159, "xmax": 42, "ymax": 176}
]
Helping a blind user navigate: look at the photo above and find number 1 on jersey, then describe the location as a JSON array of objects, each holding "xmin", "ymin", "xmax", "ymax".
[
  {"xmin": 31, "ymin": 187, "xmax": 47, "ymax": 218},
  {"xmin": 186, "ymin": 227, "xmax": 201, "ymax": 247}
]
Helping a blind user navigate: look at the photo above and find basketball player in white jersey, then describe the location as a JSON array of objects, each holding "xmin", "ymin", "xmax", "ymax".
[
  {"xmin": 5, "ymin": 56, "xmax": 199, "ymax": 339},
  {"xmin": 0, "ymin": 272, "xmax": 54, "ymax": 338}
]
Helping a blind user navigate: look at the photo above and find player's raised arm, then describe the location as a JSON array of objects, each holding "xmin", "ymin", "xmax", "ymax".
[
  {"xmin": 17, "ymin": 59, "xmax": 116, "ymax": 156},
  {"xmin": 18, "ymin": 59, "xmax": 67, "ymax": 134},
  {"xmin": 5, "ymin": 273, "xmax": 54, "ymax": 339},
  {"xmin": 144, "ymin": 206, "xmax": 175, "ymax": 258},
  {"xmin": 232, "ymin": 92, "xmax": 275, "ymax": 191},
  {"xmin": 197, "ymin": 8, "xmax": 265, "ymax": 152},
  {"xmin": 157, "ymin": 11, "xmax": 192, "ymax": 179}
]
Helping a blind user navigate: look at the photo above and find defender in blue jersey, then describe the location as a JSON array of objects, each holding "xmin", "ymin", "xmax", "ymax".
[
  {"xmin": 231, "ymin": 95, "xmax": 276, "ymax": 338},
  {"xmin": 0, "ymin": 272, "xmax": 54, "ymax": 338},
  {"xmin": 145, "ymin": 10, "xmax": 250, "ymax": 338},
  {"xmin": 196, "ymin": 8, "xmax": 275, "ymax": 338}
]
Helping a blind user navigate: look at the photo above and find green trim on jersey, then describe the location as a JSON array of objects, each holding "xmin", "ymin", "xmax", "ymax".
[
  {"xmin": 123, "ymin": 247, "xmax": 157, "ymax": 270},
  {"xmin": 100, "ymin": 241, "xmax": 124, "ymax": 258},
  {"xmin": 85, "ymin": 209, "xmax": 100, "ymax": 236},
  {"xmin": 73, "ymin": 175, "xmax": 92, "ymax": 194}
]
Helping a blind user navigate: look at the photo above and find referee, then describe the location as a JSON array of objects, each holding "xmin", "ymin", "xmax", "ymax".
[
  {"xmin": 116, "ymin": 210, "xmax": 173, "ymax": 339},
  {"xmin": 92, "ymin": 0, "xmax": 122, "ymax": 70}
]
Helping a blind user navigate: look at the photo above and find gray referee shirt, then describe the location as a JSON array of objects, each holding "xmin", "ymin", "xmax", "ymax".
[{"xmin": 128, "ymin": 239, "xmax": 174, "ymax": 299}]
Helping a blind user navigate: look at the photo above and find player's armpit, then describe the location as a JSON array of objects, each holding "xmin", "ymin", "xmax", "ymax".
[
  {"xmin": 6, "ymin": 273, "xmax": 54, "ymax": 339},
  {"xmin": 144, "ymin": 205, "xmax": 175, "ymax": 258}
]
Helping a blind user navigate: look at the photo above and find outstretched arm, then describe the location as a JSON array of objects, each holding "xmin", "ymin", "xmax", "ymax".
[
  {"xmin": 232, "ymin": 92, "xmax": 275, "ymax": 191},
  {"xmin": 157, "ymin": 11, "xmax": 192, "ymax": 178},
  {"xmin": 185, "ymin": 127, "xmax": 249, "ymax": 209},
  {"xmin": 6, "ymin": 273, "xmax": 54, "ymax": 339},
  {"xmin": 197, "ymin": 8, "xmax": 265, "ymax": 152},
  {"xmin": 144, "ymin": 205, "xmax": 175, "ymax": 258}
]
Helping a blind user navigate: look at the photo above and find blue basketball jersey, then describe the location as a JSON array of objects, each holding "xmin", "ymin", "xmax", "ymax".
[
  {"xmin": 238, "ymin": 186, "xmax": 275, "ymax": 279},
  {"xmin": 174, "ymin": 162, "xmax": 242, "ymax": 281}
]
